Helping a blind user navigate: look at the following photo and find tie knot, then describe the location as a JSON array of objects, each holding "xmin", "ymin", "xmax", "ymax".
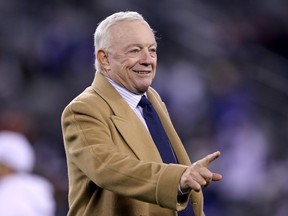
[{"xmin": 138, "ymin": 95, "xmax": 151, "ymax": 108}]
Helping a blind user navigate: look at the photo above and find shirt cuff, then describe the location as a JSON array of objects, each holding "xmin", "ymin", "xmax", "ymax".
[{"xmin": 178, "ymin": 184, "xmax": 191, "ymax": 195}]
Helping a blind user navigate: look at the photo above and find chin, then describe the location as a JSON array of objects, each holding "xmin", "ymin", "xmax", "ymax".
[{"xmin": 135, "ymin": 86, "xmax": 149, "ymax": 94}]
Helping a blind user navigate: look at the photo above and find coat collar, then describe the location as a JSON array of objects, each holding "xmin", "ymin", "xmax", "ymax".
[{"xmin": 91, "ymin": 72, "xmax": 163, "ymax": 162}]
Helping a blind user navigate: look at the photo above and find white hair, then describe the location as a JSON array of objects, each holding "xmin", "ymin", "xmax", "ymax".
[{"xmin": 93, "ymin": 11, "xmax": 152, "ymax": 70}]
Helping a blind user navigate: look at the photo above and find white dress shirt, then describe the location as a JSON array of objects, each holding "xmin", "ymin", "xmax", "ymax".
[{"xmin": 105, "ymin": 76, "xmax": 148, "ymax": 130}]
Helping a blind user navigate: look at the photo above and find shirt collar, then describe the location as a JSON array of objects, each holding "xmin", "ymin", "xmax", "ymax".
[{"xmin": 105, "ymin": 76, "xmax": 144, "ymax": 110}]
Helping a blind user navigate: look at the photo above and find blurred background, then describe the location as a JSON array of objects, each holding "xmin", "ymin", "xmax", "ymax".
[{"xmin": 0, "ymin": 0, "xmax": 288, "ymax": 215}]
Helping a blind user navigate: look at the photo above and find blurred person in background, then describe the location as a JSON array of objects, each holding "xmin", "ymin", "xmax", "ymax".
[
  {"xmin": 0, "ymin": 130, "xmax": 56, "ymax": 216},
  {"xmin": 61, "ymin": 11, "xmax": 222, "ymax": 216}
]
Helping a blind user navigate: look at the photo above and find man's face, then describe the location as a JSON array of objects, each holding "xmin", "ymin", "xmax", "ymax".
[{"xmin": 104, "ymin": 20, "xmax": 157, "ymax": 94}]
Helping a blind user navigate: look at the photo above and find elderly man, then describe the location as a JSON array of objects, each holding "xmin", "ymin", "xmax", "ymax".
[{"xmin": 61, "ymin": 11, "xmax": 221, "ymax": 216}]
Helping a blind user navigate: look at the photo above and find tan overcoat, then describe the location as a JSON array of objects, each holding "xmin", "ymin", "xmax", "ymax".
[{"xmin": 61, "ymin": 72, "xmax": 205, "ymax": 216}]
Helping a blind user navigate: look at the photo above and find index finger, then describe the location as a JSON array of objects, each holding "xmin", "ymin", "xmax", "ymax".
[{"xmin": 195, "ymin": 151, "xmax": 221, "ymax": 167}]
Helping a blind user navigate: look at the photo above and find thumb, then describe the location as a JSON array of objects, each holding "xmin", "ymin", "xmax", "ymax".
[{"xmin": 212, "ymin": 172, "xmax": 222, "ymax": 181}]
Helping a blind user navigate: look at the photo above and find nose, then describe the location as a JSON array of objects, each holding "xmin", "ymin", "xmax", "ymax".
[{"xmin": 139, "ymin": 48, "xmax": 155, "ymax": 64}]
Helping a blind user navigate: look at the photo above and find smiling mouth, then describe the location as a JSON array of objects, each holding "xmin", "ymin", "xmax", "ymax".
[{"xmin": 134, "ymin": 70, "xmax": 150, "ymax": 74}]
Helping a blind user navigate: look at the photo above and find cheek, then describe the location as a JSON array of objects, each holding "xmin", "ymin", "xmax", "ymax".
[
  {"xmin": 153, "ymin": 58, "xmax": 157, "ymax": 68},
  {"xmin": 109, "ymin": 60, "xmax": 128, "ymax": 77},
  {"xmin": 115, "ymin": 57, "xmax": 132, "ymax": 70}
]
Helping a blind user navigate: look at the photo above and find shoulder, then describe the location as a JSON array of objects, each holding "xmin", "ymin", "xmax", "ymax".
[{"xmin": 62, "ymin": 86, "xmax": 109, "ymax": 118}]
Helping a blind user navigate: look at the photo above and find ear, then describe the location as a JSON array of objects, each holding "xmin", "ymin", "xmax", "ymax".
[{"xmin": 97, "ymin": 50, "xmax": 110, "ymax": 70}]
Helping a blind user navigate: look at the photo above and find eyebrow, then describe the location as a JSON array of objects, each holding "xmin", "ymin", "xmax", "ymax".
[{"xmin": 126, "ymin": 43, "xmax": 157, "ymax": 49}]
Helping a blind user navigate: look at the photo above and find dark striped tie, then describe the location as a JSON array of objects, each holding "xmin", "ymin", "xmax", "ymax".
[{"xmin": 138, "ymin": 95, "xmax": 177, "ymax": 164}]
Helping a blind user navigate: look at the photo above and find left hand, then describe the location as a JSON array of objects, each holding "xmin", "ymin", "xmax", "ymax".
[{"xmin": 180, "ymin": 151, "xmax": 222, "ymax": 192}]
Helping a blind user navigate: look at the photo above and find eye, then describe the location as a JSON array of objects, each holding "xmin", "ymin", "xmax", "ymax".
[
  {"xmin": 129, "ymin": 49, "xmax": 140, "ymax": 54},
  {"xmin": 149, "ymin": 48, "xmax": 157, "ymax": 57},
  {"xmin": 126, "ymin": 48, "xmax": 141, "ymax": 57}
]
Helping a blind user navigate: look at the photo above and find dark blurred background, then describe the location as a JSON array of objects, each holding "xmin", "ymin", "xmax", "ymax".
[{"xmin": 1, "ymin": 0, "xmax": 288, "ymax": 215}]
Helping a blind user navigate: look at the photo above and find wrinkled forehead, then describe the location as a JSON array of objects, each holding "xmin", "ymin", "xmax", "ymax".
[
  {"xmin": 109, "ymin": 20, "xmax": 153, "ymax": 35},
  {"xmin": 107, "ymin": 20, "xmax": 156, "ymax": 46}
]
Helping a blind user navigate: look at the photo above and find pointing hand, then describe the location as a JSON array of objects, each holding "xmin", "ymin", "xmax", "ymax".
[{"xmin": 180, "ymin": 151, "xmax": 222, "ymax": 192}]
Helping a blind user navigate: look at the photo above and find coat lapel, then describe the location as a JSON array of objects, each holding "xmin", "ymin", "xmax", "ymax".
[
  {"xmin": 147, "ymin": 90, "xmax": 192, "ymax": 165},
  {"xmin": 91, "ymin": 72, "xmax": 162, "ymax": 162}
]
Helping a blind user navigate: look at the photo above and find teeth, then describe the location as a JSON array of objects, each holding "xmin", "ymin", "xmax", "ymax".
[{"xmin": 137, "ymin": 71, "xmax": 149, "ymax": 74}]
